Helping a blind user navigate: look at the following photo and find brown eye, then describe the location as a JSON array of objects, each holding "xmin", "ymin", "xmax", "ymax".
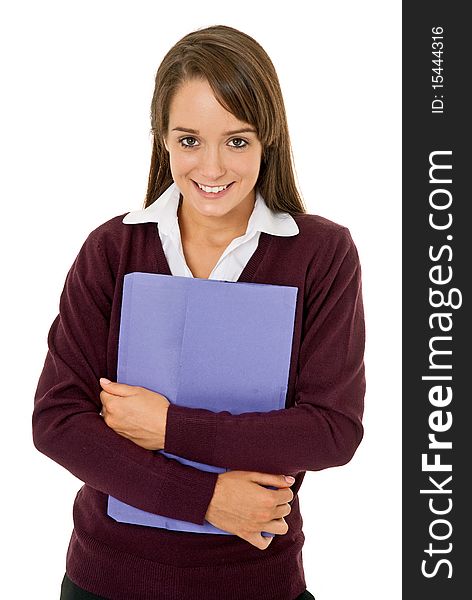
[
  {"xmin": 179, "ymin": 137, "xmax": 198, "ymax": 148},
  {"xmin": 229, "ymin": 138, "xmax": 248, "ymax": 148}
]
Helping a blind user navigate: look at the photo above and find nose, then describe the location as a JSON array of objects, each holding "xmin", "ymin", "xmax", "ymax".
[{"xmin": 198, "ymin": 145, "xmax": 226, "ymax": 182}]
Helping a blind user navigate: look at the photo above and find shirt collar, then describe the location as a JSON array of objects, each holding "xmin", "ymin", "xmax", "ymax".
[{"xmin": 122, "ymin": 182, "xmax": 299, "ymax": 237}]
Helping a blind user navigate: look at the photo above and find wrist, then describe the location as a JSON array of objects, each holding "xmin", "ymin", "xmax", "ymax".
[{"xmin": 161, "ymin": 402, "xmax": 169, "ymax": 449}]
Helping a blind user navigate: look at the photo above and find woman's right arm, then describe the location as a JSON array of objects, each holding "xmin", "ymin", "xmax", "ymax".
[
  {"xmin": 32, "ymin": 227, "xmax": 291, "ymax": 546},
  {"xmin": 206, "ymin": 470, "xmax": 294, "ymax": 550},
  {"xmin": 32, "ymin": 228, "xmax": 218, "ymax": 525}
]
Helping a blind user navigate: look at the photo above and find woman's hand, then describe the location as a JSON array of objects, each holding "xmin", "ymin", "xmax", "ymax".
[
  {"xmin": 205, "ymin": 470, "xmax": 294, "ymax": 550},
  {"xmin": 99, "ymin": 378, "xmax": 170, "ymax": 450}
]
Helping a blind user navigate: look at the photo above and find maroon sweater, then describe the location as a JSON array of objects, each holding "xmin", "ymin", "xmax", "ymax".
[{"xmin": 33, "ymin": 211, "xmax": 366, "ymax": 600}]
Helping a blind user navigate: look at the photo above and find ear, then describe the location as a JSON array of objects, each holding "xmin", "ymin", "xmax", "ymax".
[{"xmin": 163, "ymin": 137, "xmax": 169, "ymax": 152}]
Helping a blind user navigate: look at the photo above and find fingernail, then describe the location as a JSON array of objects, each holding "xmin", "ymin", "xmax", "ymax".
[
  {"xmin": 285, "ymin": 476, "xmax": 295, "ymax": 484},
  {"xmin": 100, "ymin": 378, "xmax": 111, "ymax": 385}
]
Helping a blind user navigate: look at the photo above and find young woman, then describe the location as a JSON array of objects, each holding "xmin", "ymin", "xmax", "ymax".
[{"xmin": 33, "ymin": 24, "xmax": 365, "ymax": 600}]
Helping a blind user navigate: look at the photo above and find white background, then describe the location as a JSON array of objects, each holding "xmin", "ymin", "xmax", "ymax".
[{"xmin": 0, "ymin": 1, "xmax": 401, "ymax": 598}]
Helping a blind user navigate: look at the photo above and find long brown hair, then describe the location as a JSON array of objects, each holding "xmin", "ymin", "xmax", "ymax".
[{"xmin": 145, "ymin": 24, "xmax": 306, "ymax": 215}]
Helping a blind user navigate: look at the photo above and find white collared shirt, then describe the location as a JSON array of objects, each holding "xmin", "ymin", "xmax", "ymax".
[{"xmin": 122, "ymin": 182, "xmax": 299, "ymax": 281}]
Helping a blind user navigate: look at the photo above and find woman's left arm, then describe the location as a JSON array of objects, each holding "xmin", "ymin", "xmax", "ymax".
[
  {"xmin": 104, "ymin": 228, "xmax": 365, "ymax": 475},
  {"xmin": 163, "ymin": 227, "xmax": 366, "ymax": 475}
]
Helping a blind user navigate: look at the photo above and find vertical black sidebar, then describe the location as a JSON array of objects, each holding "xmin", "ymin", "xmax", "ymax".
[{"xmin": 403, "ymin": 2, "xmax": 470, "ymax": 598}]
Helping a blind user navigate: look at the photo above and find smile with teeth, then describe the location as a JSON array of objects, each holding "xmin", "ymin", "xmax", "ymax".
[{"xmin": 196, "ymin": 181, "xmax": 233, "ymax": 193}]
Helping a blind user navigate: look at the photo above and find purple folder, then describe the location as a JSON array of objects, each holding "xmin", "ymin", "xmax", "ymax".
[{"xmin": 107, "ymin": 272, "xmax": 298, "ymax": 536}]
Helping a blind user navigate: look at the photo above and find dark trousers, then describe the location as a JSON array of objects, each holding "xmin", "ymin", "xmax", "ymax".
[{"xmin": 61, "ymin": 574, "xmax": 315, "ymax": 599}]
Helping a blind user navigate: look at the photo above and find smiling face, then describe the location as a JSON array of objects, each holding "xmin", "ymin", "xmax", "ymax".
[{"xmin": 163, "ymin": 78, "xmax": 263, "ymax": 230}]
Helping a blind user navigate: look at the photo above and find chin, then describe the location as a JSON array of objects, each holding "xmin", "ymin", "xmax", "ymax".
[{"xmin": 194, "ymin": 203, "xmax": 234, "ymax": 217}]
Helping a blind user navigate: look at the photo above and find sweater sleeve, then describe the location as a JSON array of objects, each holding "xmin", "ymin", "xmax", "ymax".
[
  {"xmin": 32, "ymin": 229, "xmax": 218, "ymax": 525},
  {"xmin": 163, "ymin": 227, "xmax": 366, "ymax": 475}
]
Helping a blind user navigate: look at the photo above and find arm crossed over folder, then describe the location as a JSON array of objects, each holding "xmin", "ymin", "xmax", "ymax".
[{"xmin": 106, "ymin": 272, "xmax": 298, "ymax": 535}]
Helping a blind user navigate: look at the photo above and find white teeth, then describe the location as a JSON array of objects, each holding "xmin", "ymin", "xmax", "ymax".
[{"xmin": 197, "ymin": 182, "xmax": 230, "ymax": 193}]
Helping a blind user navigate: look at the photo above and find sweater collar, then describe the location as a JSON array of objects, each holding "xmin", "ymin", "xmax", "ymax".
[{"xmin": 122, "ymin": 182, "xmax": 299, "ymax": 237}]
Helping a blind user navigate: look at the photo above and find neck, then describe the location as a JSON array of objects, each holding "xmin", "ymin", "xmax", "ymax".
[{"xmin": 177, "ymin": 191, "xmax": 256, "ymax": 248}]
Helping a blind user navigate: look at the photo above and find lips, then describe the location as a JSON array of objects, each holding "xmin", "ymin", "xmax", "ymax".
[
  {"xmin": 196, "ymin": 181, "xmax": 231, "ymax": 194},
  {"xmin": 191, "ymin": 180, "xmax": 235, "ymax": 198}
]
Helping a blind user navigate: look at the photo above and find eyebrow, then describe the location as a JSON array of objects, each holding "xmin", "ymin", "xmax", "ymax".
[{"xmin": 171, "ymin": 126, "xmax": 257, "ymax": 136}]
